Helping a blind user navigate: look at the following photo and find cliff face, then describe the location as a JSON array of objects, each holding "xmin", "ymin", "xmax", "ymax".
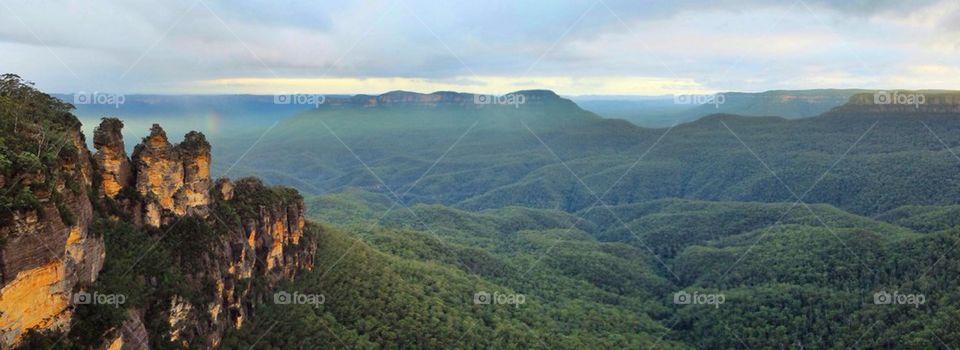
[
  {"xmin": 129, "ymin": 125, "xmax": 187, "ymax": 227},
  {"xmin": 111, "ymin": 123, "xmax": 213, "ymax": 228},
  {"xmin": 178, "ymin": 132, "xmax": 212, "ymax": 215},
  {"xmin": 830, "ymin": 91, "xmax": 960, "ymax": 114},
  {"xmin": 0, "ymin": 113, "xmax": 315, "ymax": 349},
  {"xmin": 0, "ymin": 120, "xmax": 105, "ymax": 347},
  {"xmin": 322, "ymin": 89, "xmax": 564, "ymax": 108},
  {"xmin": 223, "ymin": 178, "xmax": 314, "ymax": 281},
  {"xmin": 88, "ymin": 120, "xmax": 315, "ymax": 349},
  {"xmin": 154, "ymin": 178, "xmax": 315, "ymax": 348},
  {"xmin": 93, "ymin": 119, "xmax": 132, "ymax": 198}
]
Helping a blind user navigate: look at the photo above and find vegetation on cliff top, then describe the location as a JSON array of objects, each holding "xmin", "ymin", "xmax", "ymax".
[{"xmin": 0, "ymin": 74, "xmax": 85, "ymax": 222}]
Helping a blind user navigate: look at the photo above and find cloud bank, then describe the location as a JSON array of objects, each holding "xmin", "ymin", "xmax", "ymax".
[{"xmin": 1, "ymin": 0, "xmax": 957, "ymax": 94}]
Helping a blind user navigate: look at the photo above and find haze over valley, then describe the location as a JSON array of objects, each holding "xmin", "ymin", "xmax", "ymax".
[{"xmin": 3, "ymin": 0, "xmax": 960, "ymax": 349}]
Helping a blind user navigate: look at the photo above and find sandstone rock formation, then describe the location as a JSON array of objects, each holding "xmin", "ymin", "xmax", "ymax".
[
  {"xmin": 131, "ymin": 124, "xmax": 185, "ymax": 227},
  {"xmin": 2, "ymin": 116, "xmax": 316, "ymax": 349},
  {"xmin": 99, "ymin": 122, "xmax": 213, "ymax": 227},
  {"xmin": 93, "ymin": 118, "xmax": 132, "ymax": 198},
  {"xmin": 177, "ymin": 131, "xmax": 212, "ymax": 216},
  {"xmin": 162, "ymin": 177, "xmax": 315, "ymax": 348},
  {"xmin": 90, "ymin": 121, "xmax": 311, "ymax": 349},
  {"xmin": 100, "ymin": 309, "xmax": 149, "ymax": 350},
  {"xmin": 0, "ymin": 121, "xmax": 105, "ymax": 347}
]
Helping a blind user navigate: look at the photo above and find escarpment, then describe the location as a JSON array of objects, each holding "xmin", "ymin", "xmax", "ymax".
[
  {"xmin": 1, "ymin": 108, "xmax": 316, "ymax": 348},
  {"xmin": 0, "ymin": 111, "xmax": 105, "ymax": 347},
  {"xmin": 828, "ymin": 91, "xmax": 960, "ymax": 114},
  {"xmin": 89, "ymin": 120, "xmax": 316, "ymax": 349}
]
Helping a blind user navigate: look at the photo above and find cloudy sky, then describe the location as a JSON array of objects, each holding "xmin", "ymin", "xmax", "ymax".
[{"xmin": 2, "ymin": 0, "xmax": 958, "ymax": 95}]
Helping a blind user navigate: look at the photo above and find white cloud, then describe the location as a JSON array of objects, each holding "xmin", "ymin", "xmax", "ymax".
[{"xmin": 0, "ymin": 0, "xmax": 956, "ymax": 94}]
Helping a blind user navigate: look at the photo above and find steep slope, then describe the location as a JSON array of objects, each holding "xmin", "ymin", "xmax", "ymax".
[
  {"xmin": 0, "ymin": 75, "xmax": 316, "ymax": 349},
  {"xmin": 0, "ymin": 75, "xmax": 105, "ymax": 346},
  {"xmin": 220, "ymin": 220, "xmax": 683, "ymax": 349}
]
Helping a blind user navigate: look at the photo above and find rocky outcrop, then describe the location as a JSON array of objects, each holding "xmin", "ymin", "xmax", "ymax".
[
  {"xmin": 89, "ymin": 122, "xmax": 313, "ymax": 349},
  {"xmin": 225, "ymin": 178, "xmax": 314, "ymax": 280},
  {"xmin": 0, "ymin": 120, "xmax": 105, "ymax": 347},
  {"xmin": 131, "ymin": 124, "xmax": 185, "ymax": 227},
  {"xmin": 2, "ymin": 112, "xmax": 315, "ymax": 349},
  {"xmin": 156, "ymin": 177, "xmax": 315, "ymax": 348},
  {"xmin": 124, "ymin": 123, "xmax": 211, "ymax": 227},
  {"xmin": 93, "ymin": 118, "xmax": 132, "ymax": 198},
  {"xmin": 100, "ymin": 309, "xmax": 149, "ymax": 350},
  {"xmin": 177, "ymin": 131, "xmax": 211, "ymax": 216}
]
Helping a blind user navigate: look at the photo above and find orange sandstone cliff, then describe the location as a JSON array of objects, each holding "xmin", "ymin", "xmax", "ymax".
[
  {"xmin": 0, "ymin": 120, "xmax": 105, "ymax": 347},
  {"xmin": 0, "ymin": 117, "xmax": 316, "ymax": 350}
]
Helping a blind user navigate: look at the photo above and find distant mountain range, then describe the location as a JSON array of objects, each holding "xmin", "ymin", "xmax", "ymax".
[
  {"xmin": 57, "ymin": 89, "xmax": 915, "ymax": 143},
  {"xmin": 206, "ymin": 88, "xmax": 960, "ymax": 216},
  {"xmin": 572, "ymin": 89, "xmax": 871, "ymax": 127}
]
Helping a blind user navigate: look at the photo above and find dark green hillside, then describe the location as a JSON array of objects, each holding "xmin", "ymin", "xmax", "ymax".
[
  {"xmin": 875, "ymin": 205, "xmax": 960, "ymax": 233},
  {"xmin": 670, "ymin": 225, "xmax": 960, "ymax": 348},
  {"xmin": 220, "ymin": 224, "xmax": 683, "ymax": 349},
  {"xmin": 214, "ymin": 91, "xmax": 960, "ymax": 217},
  {"xmin": 288, "ymin": 188, "xmax": 960, "ymax": 349}
]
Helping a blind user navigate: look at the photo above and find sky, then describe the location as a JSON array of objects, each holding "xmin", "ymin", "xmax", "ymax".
[{"xmin": 1, "ymin": 0, "xmax": 958, "ymax": 95}]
